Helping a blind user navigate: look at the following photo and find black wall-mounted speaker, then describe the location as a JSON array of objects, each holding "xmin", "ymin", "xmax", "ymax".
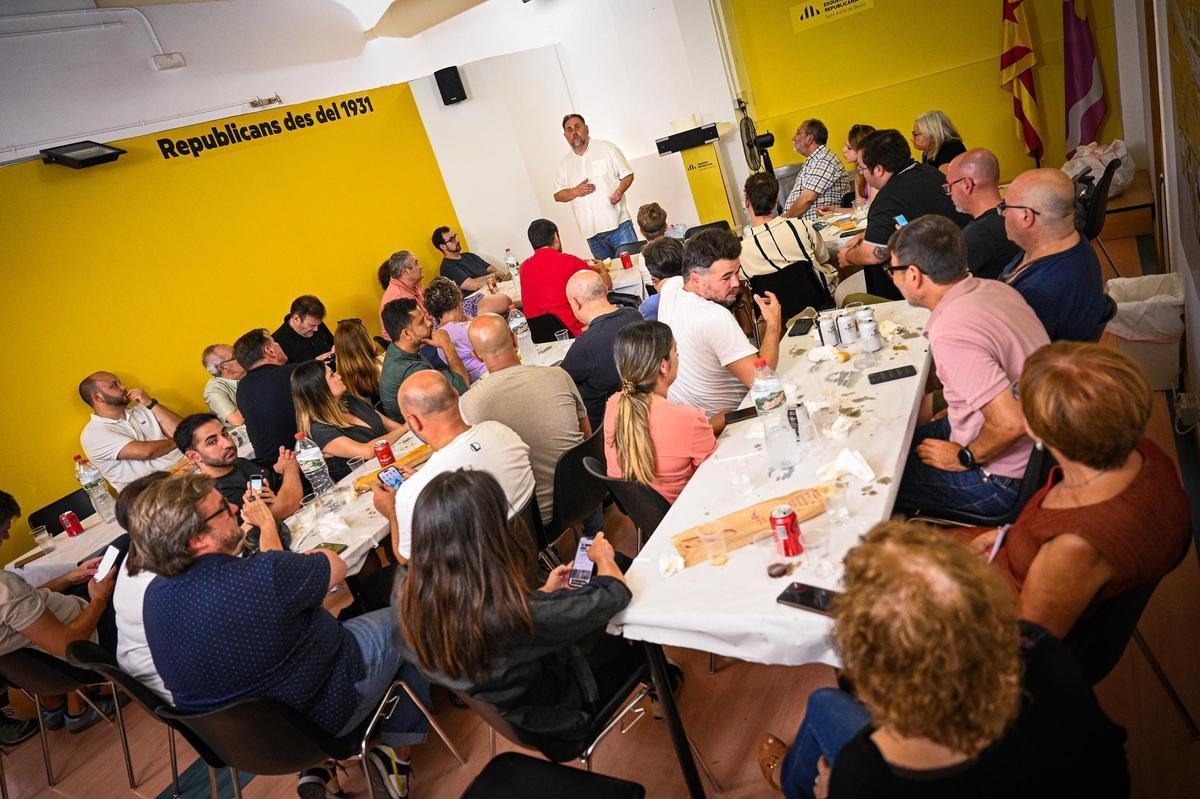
[{"xmin": 434, "ymin": 66, "xmax": 467, "ymax": 105}]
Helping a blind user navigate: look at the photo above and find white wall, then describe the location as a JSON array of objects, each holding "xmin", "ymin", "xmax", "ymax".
[{"xmin": 1112, "ymin": 0, "xmax": 1153, "ymax": 172}]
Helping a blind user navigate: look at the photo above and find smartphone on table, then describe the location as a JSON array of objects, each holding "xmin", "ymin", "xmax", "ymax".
[
  {"xmin": 723, "ymin": 406, "xmax": 759, "ymax": 425},
  {"xmin": 567, "ymin": 536, "xmax": 596, "ymax": 588},
  {"xmin": 777, "ymin": 582, "xmax": 841, "ymax": 617},
  {"xmin": 377, "ymin": 466, "xmax": 405, "ymax": 490},
  {"xmin": 312, "ymin": 542, "xmax": 348, "ymax": 555}
]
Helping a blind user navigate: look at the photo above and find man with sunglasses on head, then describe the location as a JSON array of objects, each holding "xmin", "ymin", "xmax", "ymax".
[
  {"xmin": 432, "ymin": 226, "xmax": 502, "ymax": 292},
  {"xmin": 887, "ymin": 215, "xmax": 1048, "ymax": 519},
  {"xmin": 944, "ymin": 148, "xmax": 1019, "ymax": 280},
  {"xmin": 999, "ymin": 168, "xmax": 1110, "ymax": 342}
]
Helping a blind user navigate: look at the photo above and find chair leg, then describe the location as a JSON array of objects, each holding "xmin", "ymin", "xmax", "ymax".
[
  {"xmin": 687, "ymin": 732, "xmax": 723, "ymax": 793},
  {"xmin": 75, "ymin": 687, "xmax": 114, "ymax": 725},
  {"xmin": 110, "ymin": 682, "xmax": 136, "ymax": 789},
  {"xmin": 708, "ymin": 653, "xmax": 717, "ymax": 674},
  {"xmin": 207, "ymin": 766, "xmax": 219, "ymax": 799},
  {"xmin": 398, "ymin": 680, "xmax": 466, "ymax": 765},
  {"xmin": 489, "ymin": 726, "xmax": 496, "ymax": 760},
  {"xmin": 1, "ymin": 746, "xmax": 9, "ymax": 799},
  {"xmin": 167, "ymin": 727, "xmax": 181, "ymax": 798},
  {"xmin": 1133, "ymin": 629, "xmax": 1200, "ymax": 738},
  {"xmin": 28, "ymin": 692, "xmax": 53, "ymax": 787},
  {"xmin": 230, "ymin": 768, "xmax": 243, "ymax": 799},
  {"xmin": 1096, "ymin": 238, "xmax": 1123, "ymax": 278}
]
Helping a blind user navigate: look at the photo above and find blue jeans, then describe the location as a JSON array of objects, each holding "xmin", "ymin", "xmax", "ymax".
[
  {"xmin": 586, "ymin": 219, "xmax": 637, "ymax": 260},
  {"xmin": 338, "ymin": 609, "xmax": 429, "ymax": 748},
  {"xmin": 781, "ymin": 688, "xmax": 871, "ymax": 799},
  {"xmin": 895, "ymin": 417, "xmax": 1021, "ymax": 517}
]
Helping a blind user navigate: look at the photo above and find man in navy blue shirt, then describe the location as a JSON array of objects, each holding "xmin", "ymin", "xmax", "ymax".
[
  {"xmin": 1000, "ymin": 168, "xmax": 1110, "ymax": 342},
  {"xmin": 128, "ymin": 474, "xmax": 428, "ymax": 799}
]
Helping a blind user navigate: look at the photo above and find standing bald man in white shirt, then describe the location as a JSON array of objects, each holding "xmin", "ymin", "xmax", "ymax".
[{"xmin": 554, "ymin": 113, "xmax": 637, "ymax": 260}]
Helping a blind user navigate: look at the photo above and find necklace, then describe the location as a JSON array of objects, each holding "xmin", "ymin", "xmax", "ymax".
[{"xmin": 1060, "ymin": 468, "xmax": 1107, "ymax": 489}]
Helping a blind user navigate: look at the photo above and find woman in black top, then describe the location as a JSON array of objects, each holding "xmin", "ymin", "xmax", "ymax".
[
  {"xmin": 290, "ymin": 360, "xmax": 407, "ymax": 482},
  {"xmin": 756, "ymin": 521, "xmax": 1128, "ymax": 799},
  {"xmin": 911, "ymin": 110, "xmax": 966, "ymax": 173},
  {"xmin": 396, "ymin": 469, "xmax": 642, "ymax": 743}
]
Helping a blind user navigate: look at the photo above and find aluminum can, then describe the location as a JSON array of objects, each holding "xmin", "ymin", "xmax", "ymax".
[
  {"xmin": 817, "ymin": 315, "xmax": 840, "ymax": 347},
  {"xmin": 59, "ymin": 511, "xmax": 84, "ymax": 537},
  {"xmin": 619, "ymin": 251, "xmax": 633, "ymax": 269},
  {"xmin": 374, "ymin": 440, "xmax": 396, "ymax": 468},
  {"xmin": 770, "ymin": 504, "xmax": 804, "ymax": 558},
  {"xmin": 836, "ymin": 311, "xmax": 859, "ymax": 344},
  {"xmin": 860, "ymin": 319, "xmax": 884, "ymax": 352},
  {"xmin": 854, "ymin": 306, "xmax": 876, "ymax": 326}
]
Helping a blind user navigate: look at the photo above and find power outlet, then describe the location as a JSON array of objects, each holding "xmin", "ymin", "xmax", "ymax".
[{"xmin": 1177, "ymin": 392, "xmax": 1200, "ymax": 429}]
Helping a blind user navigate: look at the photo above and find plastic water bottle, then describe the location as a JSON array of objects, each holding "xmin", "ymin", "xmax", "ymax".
[
  {"xmin": 294, "ymin": 433, "xmax": 335, "ymax": 494},
  {"xmin": 508, "ymin": 305, "xmax": 539, "ymax": 363},
  {"xmin": 750, "ymin": 360, "xmax": 798, "ymax": 469},
  {"xmin": 74, "ymin": 455, "xmax": 117, "ymax": 523},
  {"xmin": 504, "ymin": 248, "xmax": 520, "ymax": 280}
]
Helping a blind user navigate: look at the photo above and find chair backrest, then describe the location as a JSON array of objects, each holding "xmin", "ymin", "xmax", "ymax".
[
  {"xmin": 1064, "ymin": 578, "xmax": 1160, "ymax": 685},
  {"xmin": 28, "ymin": 488, "xmax": 97, "ymax": 535},
  {"xmin": 613, "ymin": 240, "xmax": 646, "ymax": 257},
  {"xmin": 461, "ymin": 752, "xmax": 646, "ymax": 799},
  {"xmin": 514, "ymin": 493, "xmax": 549, "ymax": 552},
  {"xmin": 684, "ymin": 220, "xmax": 731, "ymax": 240},
  {"xmin": 549, "ymin": 429, "xmax": 607, "ymax": 536},
  {"xmin": 582, "ymin": 457, "xmax": 671, "ymax": 540},
  {"xmin": 839, "ymin": 190, "xmax": 855, "ymax": 208},
  {"xmin": 607, "ymin": 291, "xmax": 641, "ymax": 309},
  {"xmin": 0, "ymin": 647, "xmax": 98, "ymax": 695},
  {"xmin": 1006, "ymin": 445, "xmax": 1057, "ymax": 523},
  {"xmin": 748, "ymin": 260, "xmax": 835, "ymax": 320},
  {"xmin": 1079, "ymin": 157, "xmax": 1121, "ymax": 240},
  {"xmin": 527, "ymin": 314, "xmax": 570, "ymax": 344}
]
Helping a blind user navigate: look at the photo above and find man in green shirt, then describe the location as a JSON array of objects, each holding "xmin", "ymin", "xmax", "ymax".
[{"xmin": 379, "ymin": 299, "xmax": 469, "ymax": 422}]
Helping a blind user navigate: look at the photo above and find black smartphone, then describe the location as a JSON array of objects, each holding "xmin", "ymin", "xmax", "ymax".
[
  {"xmin": 567, "ymin": 536, "xmax": 596, "ymax": 588},
  {"xmin": 777, "ymin": 582, "xmax": 841, "ymax": 616},
  {"xmin": 378, "ymin": 465, "xmax": 405, "ymax": 490},
  {"xmin": 867, "ymin": 365, "xmax": 917, "ymax": 385},
  {"xmin": 313, "ymin": 542, "xmax": 348, "ymax": 554},
  {"xmin": 250, "ymin": 474, "xmax": 264, "ymax": 493},
  {"xmin": 788, "ymin": 317, "xmax": 815, "ymax": 337},
  {"xmin": 723, "ymin": 406, "xmax": 759, "ymax": 425}
]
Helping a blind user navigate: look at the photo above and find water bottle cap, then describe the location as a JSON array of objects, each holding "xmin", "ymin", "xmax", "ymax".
[
  {"xmin": 73, "ymin": 455, "xmax": 82, "ymax": 462},
  {"xmin": 508, "ymin": 304, "xmax": 517, "ymax": 310},
  {"xmin": 754, "ymin": 358, "xmax": 766, "ymax": 367},
  {"xmin": 294, "ymin": 433, "xmax": 304, "ymax": 440}
]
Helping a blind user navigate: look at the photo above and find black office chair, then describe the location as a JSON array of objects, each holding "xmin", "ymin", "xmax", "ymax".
[
  {"xmin": 684, "ymin": 220, "xmax": 731, "ymax": 240},
  {"xmin": 1076, "ymin": 157, "xmax": 1123, "ymax": 277},
  {"xmin": 527, "ymin": 314, "xmax": 570, "ymax": 344},
  {"xmin": 839, "ymin": 190, "xmax": 855, "ymax": 208},
  {"xmin": 748, "ymin": 260, "xmax": 836, "ymax": 322},
  {"xmin": 67, "ymin": 640, "xmax": 225, "ymax": 799},
  {"xmin": 901, "ymin": 445, "xmax": 1056, "ymax": 528},
  {"xmin": 1063, "ymin": 579, "xmax": 1161, "ymax": 685},
  {"xmin": 373, "ymin": 335, "xmax": 391, "ymax": 354},
  {"xmin": 159, "ymin": 680, "xmax": 463, "ymax": 799},
  {"xmin": 28, "ymin": 489, "xmax": 97, "ymax": 535},
  {"xmin": 1092, "ymin": 293, "xmax": 1119, "ymax": 342},
  {"xmin": 461, "ymin": 752, "xmax": 646, "ymax": 798},
  {"xmin": 514, "ymin": 493, "xmax": 558, "ymax": 571},
  {"xmin": 547, "ymin": 430, "xmax": 607, "ymax": 546},
  {"xmin": 607, "ymin": 292, "xmax": 641, "ymax": 310},
  {"xmin": 0, "ymin": 648, "xmax": 134, "ymax": 790},
  {"xmin": 613, "ymin": 240, "xmax": 646, "ymax": 257},
  {"xmin": 583, "ymin": 457, "xmax": 670, "ymax": 552}
]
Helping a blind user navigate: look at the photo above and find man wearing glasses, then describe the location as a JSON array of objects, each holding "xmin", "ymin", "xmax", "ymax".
[
  {"xmin": 886, "ymin": 216, "xmax": 1048, "ymax": 518},
  {"xmin": 944, "ymin": 149, "xmax": 1019, "ymax": 280},
  {"xmin": 998, "ymin": 169, "xmax": 1110, "ymax": 342},
  {"xmin": 432, "ymin": 225, "xmax": 502, "ymax": 292},
  {"xmin": 200, "ymin": 344, "xmax": 245, "ymax": 427}
]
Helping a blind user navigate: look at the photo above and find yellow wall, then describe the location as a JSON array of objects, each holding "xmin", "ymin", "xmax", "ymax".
[
  {"xmin": 726, "ymin": 0, "xmax": 1123, "ymax": 181},
  {"xmin": 0, "ymin": 82, "xmax": 459, "ymax": 561}
]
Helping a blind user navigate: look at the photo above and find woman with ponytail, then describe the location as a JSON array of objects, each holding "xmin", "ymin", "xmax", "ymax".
[{"xmin": 603, "ymin": 321, "xmax": 721, "ymax": 503}]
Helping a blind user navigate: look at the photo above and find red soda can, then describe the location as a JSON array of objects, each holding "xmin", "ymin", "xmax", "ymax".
[
  {"xmin": 59, "ymin": 511, "xmax": 84, "ymax": 537},
  {"xmin": 620, "ymin": 251, "xmax": 633, "ymax": 269},
  {"xmin": 770, "ymin": 504, "xmax": 803, "ymax": 558},
  {"xmin": 374, "ymin": 440, "xmax": 396, "ymax": 468}
]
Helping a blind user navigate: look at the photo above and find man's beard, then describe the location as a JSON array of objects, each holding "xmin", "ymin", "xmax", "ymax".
[
  {"xmin": 202, "ymin": 448, "xmax": 238, "ymax": 468},
  {"xmin": 100, "ymin": 394, "xmax": 130, "ymax": 408}
]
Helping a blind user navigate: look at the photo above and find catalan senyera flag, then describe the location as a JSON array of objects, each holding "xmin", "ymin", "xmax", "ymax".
[
  {"xmin": 1000, "ymin": 0, "xmax": 1044, "ymax": 163},
  {"xmin": 1064, "ymin": 0, "xmax": 1107, "ymax": 158}
]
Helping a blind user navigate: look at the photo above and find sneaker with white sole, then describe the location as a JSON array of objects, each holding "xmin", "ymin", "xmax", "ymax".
[
  {"xmin": 365, "ymin": 746, "xmax": 410, "ymax": 799},
  {"xmin": 297, "ymin": 763, "xmax": 344, "ymax": 799},
  {"xmin": 0, "ymin": 709, "xmax": 36, "ymax": 745}
]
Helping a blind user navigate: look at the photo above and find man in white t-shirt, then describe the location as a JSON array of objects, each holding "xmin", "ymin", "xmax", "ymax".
[
  {"xmin": 656, "ymin": 228, "xmax": 783, "ymax": 416},
  {"xmin": 553, "ymin": 113, "xmax": 637, "ymax": 260},
  {"xmin": 79, "ymin": 371, "xmax": 185, "ymax": 491},
  {"xmin": 382, "ymin": 371, "xmax": 534, "ymax": 562}
]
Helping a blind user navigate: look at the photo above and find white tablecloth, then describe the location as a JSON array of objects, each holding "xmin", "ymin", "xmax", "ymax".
[
  {"xmin": 609, "ymin": 301, "xmax": 932, "ymax": 667},
  {"xmin": 817, "ymin": 213, "xmax": 866, "ymax": 255}
]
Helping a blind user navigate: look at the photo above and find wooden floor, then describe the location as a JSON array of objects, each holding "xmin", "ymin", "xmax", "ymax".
[{"xmin": 2, "ymin": 237, "xmax": 1196, "ymax": 799}]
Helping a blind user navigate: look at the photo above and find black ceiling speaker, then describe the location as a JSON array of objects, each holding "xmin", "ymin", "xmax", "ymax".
[{"xmin": 434, "ymin": 66, "xmax": 467, "ymax": 106}]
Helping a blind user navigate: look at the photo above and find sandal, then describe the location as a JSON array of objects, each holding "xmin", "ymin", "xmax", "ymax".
[{"xmin": 756, "ymin": 732, "xmax": 788, "ymax": 792}]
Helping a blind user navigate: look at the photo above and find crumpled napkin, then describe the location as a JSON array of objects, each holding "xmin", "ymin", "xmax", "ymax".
[
  {"xmin": 877, "ymin": 319, "xmax": 899, "ymax": 337},
  {"xmin": 313, "ymin": 513, "xmax": 352, "ymax": 540},
  {"xmin": 828, "ymin": 415, "xmax": 854, "ymax": 439},
  {"xmin": 659, "ymin": 552, "xmax": 685, "ymax": 577},
  {"xmin": 817, "ymin": 448, "xmax": 876, "ymax": 482}
]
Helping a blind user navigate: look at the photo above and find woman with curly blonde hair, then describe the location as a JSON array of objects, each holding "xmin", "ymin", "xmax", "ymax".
[{"xmin": 757, "ymin": 521, "xmax": 1128, "ymax": 798}]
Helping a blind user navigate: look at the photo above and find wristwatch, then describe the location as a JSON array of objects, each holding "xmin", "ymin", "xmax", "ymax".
[
  {"xmin": 146, "ymin": 398, "xmax": 159, "ymax": 411},
  {"xmin": 957, "ymin": 445, "xmax": 977, "ymax": 469}
]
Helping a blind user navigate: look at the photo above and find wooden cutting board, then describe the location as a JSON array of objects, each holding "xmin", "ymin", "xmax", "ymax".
[{"xmin": 671, "ymin": 488, "xmax": 827, "ymax": 568}]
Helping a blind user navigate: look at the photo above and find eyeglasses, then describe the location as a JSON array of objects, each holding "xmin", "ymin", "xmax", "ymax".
[
  {"xmin": 996, "ymin": 201, "xmax": 1041, "ymax": 217},
  {"xmin": 885, "ymin": 264, "xmax": 914, "ymax": 275},
  {"xmin": 942, "ymin": 177, "xmax": 970, "ymax": 195},
  {"xmin": 203, "ymin": 500, "xmax": 236, "ymax": 524},
  {"xmin": 443, "ymin": 233, "xmax": 459, "ymax": 244}
]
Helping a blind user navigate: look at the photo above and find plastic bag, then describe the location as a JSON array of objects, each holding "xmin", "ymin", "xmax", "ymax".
[
  {"xmin": 1105, "ymin": 274, "xmax": 1185, "ymax": 341},
  {"xmin": 1061, "ymin": 140, "xmax": 1135, "ymax": 197}
]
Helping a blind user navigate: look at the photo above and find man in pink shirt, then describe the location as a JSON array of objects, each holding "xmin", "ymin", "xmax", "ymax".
[
  {"xmin": 888, "ymin": 215, "xmax": 1049, "ymax": 518},
  {"xmin": 379, "ymin": 250, "xmax": 428, "ymax": 342},
  {"xmin": 519, "ymin": 219, "xmax": 610, "ymax": 337}
]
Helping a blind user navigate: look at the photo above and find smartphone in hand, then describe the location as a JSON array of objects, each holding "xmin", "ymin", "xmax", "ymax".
[
  {"xmin": 93, "ymin": 545, "xmax": 121, "ymax": 582},
  {"xmin": 567, "ymin": 537, "xmax": 596, "ymax": 588},
  {"xmin": 378, "ymin": 466, "xmax": 405, "ymax": 490}
]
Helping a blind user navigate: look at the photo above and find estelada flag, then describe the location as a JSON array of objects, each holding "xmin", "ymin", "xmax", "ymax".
[
  {"xmin": 1064, "ymin": 0, "xmax": 1107, "ymax": 158},
  {"xmin": 1001, "ymin": 0, "xmax": 1045, "ymax": 162}
]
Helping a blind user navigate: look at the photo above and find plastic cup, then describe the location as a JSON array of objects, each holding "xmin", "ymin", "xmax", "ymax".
[
  {"xmin": 555, "ymin": 330, "xmax": 571, "ymax": 342},
  {"xmin": 822, "ymin": 480, "xmax": 850, "ymax": 525},
  {"xmin": 804, "ymin": 525, "xmax": 838, "ymax": 579},
  {"xmin": 729, "ymin": 458, "xmax": 754, "ymax": 499},
  {"xmin": 346, "ymin": 456, "xmax": 366, "ymax": 474},
  {"xmin": 31, "ymin": 526, "xmax": 54, "ymax": 552},
  {"xmin": 698, "ymin": 525, "xmax": 728, "ymax": 567}
]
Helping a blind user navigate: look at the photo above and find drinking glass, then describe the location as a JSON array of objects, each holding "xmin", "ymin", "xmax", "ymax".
[
  {"xmin": 753, "ymin": 530, "xmax": 780, "ymax": 566},
  {"xmin": 803, "ymin": 525, "xmax": 837, "ymax": 579},
  {"xmin": 346, "ymin": 456, "xmax": 366, "ymax": 474},
  {"xmin": 697, "ymin": 524, "xmax": 728, "ymax": 567},
  {"xmin": 823, "ymin": 479, "xmax": 850, "ymax": 525},
  {"xmin": 31, "ymin": 525, "xmax": 54, "ymax": 553},
  {"xmin": 729, "ymin": 457, "xmax": 754, "ymax": 499},
  {"xmin": 555, "ymin": 330, "xmax": 571, "ymax": 342}
]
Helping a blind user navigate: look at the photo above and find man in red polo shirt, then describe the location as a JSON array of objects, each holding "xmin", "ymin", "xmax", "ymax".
[{"xmin": 519, "ymin": 219, "xmax": 611, "ymax": 336}]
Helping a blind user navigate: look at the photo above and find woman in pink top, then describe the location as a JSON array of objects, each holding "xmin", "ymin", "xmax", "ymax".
[{"xmin": 603, "ymin": 321, "xmax": 722, "ymax": 503}]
